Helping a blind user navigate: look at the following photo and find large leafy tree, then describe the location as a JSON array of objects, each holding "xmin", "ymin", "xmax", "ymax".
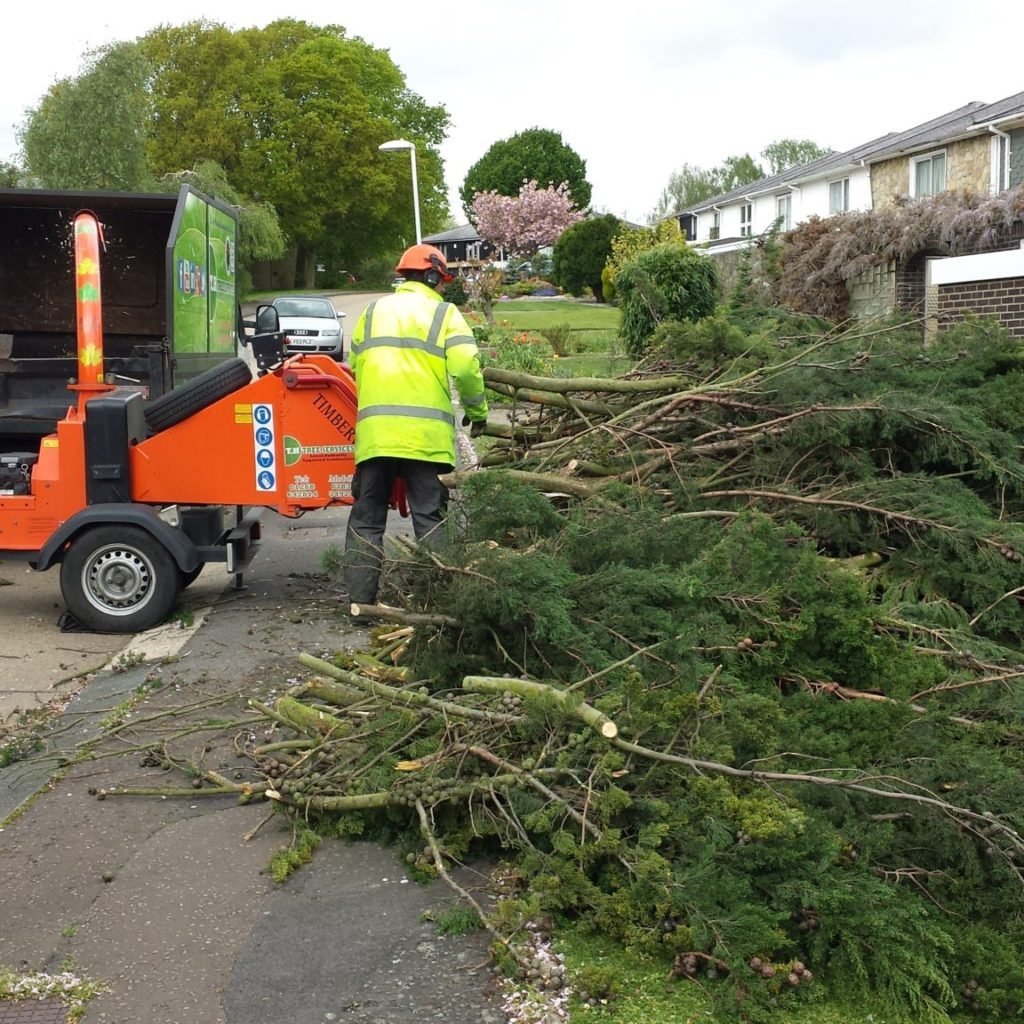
[
  {"xmin": 761, "ymin": 138, "xmax": 832, "ymax": 175},
  {"xmin": 461, "ymin": 128, "xmax": 591, "ymax": 220},
  {"xmin": 138, "ymin": 19, "xmax": 450, "ymax": 283},
  {"xmin": 652, "ymin": 153, "xmax": 764, "ymax": 220},
  {"xmin": 551, "ymin": 213, "xmax": 621, "ymax": 303},
  {"xmin": 19, "ymin": 42, "xmax": 154, "ymax": 190}
]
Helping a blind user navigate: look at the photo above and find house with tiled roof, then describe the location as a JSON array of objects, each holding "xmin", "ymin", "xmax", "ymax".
[
  {"xmin": 671, "ymin": 90, "xmax": 1024, "ymax": 338},
  {"xmin": 675, "ymin": 92, "xmax": 1024, "ymax": 251},
  {"xmin": 421, "ymin": 224, "xmax": 493, "ymax": 269}
]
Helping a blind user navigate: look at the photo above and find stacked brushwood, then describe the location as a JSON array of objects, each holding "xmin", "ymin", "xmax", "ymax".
[{"xmin": 110, "ymin": 309, "xmax": 1024, "ymax": 1023}]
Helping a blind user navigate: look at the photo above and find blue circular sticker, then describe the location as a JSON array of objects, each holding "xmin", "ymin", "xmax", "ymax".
[
  {"xmin": 256, "ymin": 449, "xmax": 274, "ymax": 468},
  {"xmin": 257, "ymin": 470, "xmax": 275, "ymax": 490},
  {"xmin": 255, "ymin": 426, "xmax": 273, "ymax": 446},
  {"xmin": 254, "ymin": 405, "xmax": 272, "ymax": 425}
]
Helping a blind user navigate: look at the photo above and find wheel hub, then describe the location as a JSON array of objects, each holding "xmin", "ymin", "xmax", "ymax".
[{"xmin": 86, "ymin": 547, "xmax": 152, "ymax": 611}]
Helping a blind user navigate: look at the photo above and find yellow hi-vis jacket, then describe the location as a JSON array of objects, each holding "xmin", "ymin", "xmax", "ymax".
[{"xmin": 349, "ymin": 280, "xmax": 488, "ymax": 466}]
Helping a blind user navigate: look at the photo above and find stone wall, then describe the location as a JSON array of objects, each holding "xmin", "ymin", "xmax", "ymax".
[
  {"xmin": 871, "ymin": 136, "xmax": 992, "ymax": 207},
  {"xmin": 848, "ymin": 263, "xmax": 896, "ymax": 321},
  {"xmin": 936, "ymin": 276, "xmax": 1024, "ymax": 337},
  {"xmin": 705, "ymin": 248, "xmax": 742, "ymax": 296}
]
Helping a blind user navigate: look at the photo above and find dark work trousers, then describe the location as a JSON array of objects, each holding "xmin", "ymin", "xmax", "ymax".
[{"xmin": 343, "ymin": 456, "xmax": 452, "ymax": 605}]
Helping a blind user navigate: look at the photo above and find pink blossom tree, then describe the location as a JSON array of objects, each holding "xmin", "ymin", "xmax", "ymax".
[{"xmin": 471, "ymin": 180, "xmax": 584, "ymax": 258}]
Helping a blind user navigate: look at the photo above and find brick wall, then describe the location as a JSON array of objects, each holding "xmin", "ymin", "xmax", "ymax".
[
  {"xmin": 936, "ymin": 277, "xmax": 1024, "ymax": 336},
  {"xmin": 896, "ymin": 252, "xmax": 933, "ymax": 314}
]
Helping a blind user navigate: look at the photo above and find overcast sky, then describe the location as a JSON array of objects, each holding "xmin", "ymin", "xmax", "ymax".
[{"xmin": 3, "ymin": 0, "xmax": 1022, "ymax": 223}]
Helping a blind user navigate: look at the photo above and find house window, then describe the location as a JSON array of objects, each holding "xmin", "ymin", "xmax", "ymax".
[
  {"xmin": 709, "ymin": 210, "xmax": 720, "ymax": 240},
  {"xmin": 740, "ymin": 203, "xmax": 752, "ymax": 237},
  {"xmin": 828, "ymin": 178, "xmax": 850, "ymax": 214},
  {"xmin": 991, "ymin": 133, "xmax": 1009, "ymax": 192},
  {"xmin": 913, "ymin": 151, "xmax": 946, "ymax": 197},
  {"xmin": 776, "ymin": 194, "xmax": 792, "ymax": 230}
]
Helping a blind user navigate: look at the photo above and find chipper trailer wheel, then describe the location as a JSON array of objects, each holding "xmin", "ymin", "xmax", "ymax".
[{"xmin": 60, "ymin": 526, "xmax": 183, "ymax": 633}]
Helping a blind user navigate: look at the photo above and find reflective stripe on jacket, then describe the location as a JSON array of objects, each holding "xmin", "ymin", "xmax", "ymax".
[{"xmin": 349, "ymin": 280, "xmax": 488, "ymax": 466}]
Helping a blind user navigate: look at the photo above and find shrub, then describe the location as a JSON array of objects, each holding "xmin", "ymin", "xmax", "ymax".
[
  {"xmin": 541, "ymin": 322, "xmax": 573, "ymax": 356},
  {"xmin": 471, "ymin": 316, "xmax": 553, "ymax": 389},
  {"xmin": 443, "ymin": 276, "xmax": 469, "ymax": 306},
  {"xmin": 357, "ymin": 255, "xmax": 400, "ymax": 289},
  {"xmin": 616, "ymin": 243, "xmax": 720, "ymax": 357},
  {"xmin": 551, "ymin": 214, "xmax": 622, "ymax": 301}
]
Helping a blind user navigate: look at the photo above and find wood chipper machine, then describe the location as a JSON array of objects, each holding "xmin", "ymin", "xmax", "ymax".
[{"xmin": 0, "ymin": 210, "xmax": 363, "ymax": 633}]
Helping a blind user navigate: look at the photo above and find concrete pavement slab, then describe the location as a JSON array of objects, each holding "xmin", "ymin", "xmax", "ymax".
[
  {"xmin": 67, "ymin": 803, "xmax": 280, "ymax": 1024},
  {"xmin": 0, "ymin": 561, "xmax": 126, "ymax": 720},
  {"xmin": 224, "ymin": 842, "xmax": 500, "ymax": 1024}
]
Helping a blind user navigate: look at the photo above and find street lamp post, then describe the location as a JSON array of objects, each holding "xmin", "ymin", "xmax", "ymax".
[{"xmin": 378, "ymin": 138, "xmax": 421, "ymax": 244}]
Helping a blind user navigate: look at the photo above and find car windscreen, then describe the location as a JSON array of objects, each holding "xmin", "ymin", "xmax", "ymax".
[{"xmin": 274, "ymin": 298, "xmax": 336, "ymax": 318}]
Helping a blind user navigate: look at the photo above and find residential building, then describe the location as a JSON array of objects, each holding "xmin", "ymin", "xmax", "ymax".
[
  {"xmin": 675, "ymin": 91, "xmax": 1024, "ymax": 252},
  {"xmin": 421, "ymin": 224, "xmax": 493, "ymax": 270},
  {"xmin": 671, "ymin": 90, "xmax": 1024, "ymax": 338}
]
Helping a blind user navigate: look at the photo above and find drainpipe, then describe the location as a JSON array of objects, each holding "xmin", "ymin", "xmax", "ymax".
[
  {"xmin": 709, "ymin": 204, "xmax": 722, "ymax": 240},
  {"xmin": 986, "ymin": 123, "xmax": 1011, "ymax": 192}
]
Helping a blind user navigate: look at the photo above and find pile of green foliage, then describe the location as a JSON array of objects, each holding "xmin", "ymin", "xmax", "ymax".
[{"xmin": 239, "ymin": 309, "xmax": 1024, "ymax": 1022}]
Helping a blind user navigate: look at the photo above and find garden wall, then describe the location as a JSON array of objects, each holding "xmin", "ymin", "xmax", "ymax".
[{"xmin": 929, "ymin": 244, "xmax": 1024, "ymax": 339}]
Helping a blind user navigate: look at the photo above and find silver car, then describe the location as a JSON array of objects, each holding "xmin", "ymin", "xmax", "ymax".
[{"xmin": 272, "ymin": 296, "xmax": 346, "ymax": 361}]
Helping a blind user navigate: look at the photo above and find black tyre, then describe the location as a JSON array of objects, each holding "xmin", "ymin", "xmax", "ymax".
[
  {"xmin": 144, "ymin": 358, "xmax": 252, "ymax": 435},
  {"xmin": 179, "ymin": 564, "xmax": 204, "ymax": 589},
  {"xmin": 60, "ymin": 526, "xmax": 182, "ymax": 633}
]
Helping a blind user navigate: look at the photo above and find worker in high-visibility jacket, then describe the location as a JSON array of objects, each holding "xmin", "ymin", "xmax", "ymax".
[{"xmin": 343, "ymin": 243, "xmax": 489, "ymax": 621}]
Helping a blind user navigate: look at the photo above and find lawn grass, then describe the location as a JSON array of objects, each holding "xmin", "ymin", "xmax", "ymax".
[
  {"xmin": 491, "ymin": 298, "xmax": 620, "ymax": 331},
  {"xmin": 556, "ymin": 928, "xmax": 881, "ymax": 1024},
  {"xmin": 551, "ymin": 353, "xmax": 635, "ymax": 378},
  {"xmin": 490, "ymin": 297, "xmax": 622, "ymax": 366}
]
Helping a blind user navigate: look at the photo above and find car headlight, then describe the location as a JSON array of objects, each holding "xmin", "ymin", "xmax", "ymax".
[{"xmin": 321, "ymin": 327, "xmax": 341, "ymax": 337}]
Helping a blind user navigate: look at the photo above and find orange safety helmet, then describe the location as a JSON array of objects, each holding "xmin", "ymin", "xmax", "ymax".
[{"xmin": 395, "ymin": 243, "xmax": 453, "ymax": 284}]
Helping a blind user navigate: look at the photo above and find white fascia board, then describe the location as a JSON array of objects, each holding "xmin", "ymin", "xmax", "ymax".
[
  {"xmin": 784, "ymin": 162, "xmax": 861, "ymax": 187},
  {"xmin": 929, "ymin": 243, "xmax": 1024, "ymax": 286}
]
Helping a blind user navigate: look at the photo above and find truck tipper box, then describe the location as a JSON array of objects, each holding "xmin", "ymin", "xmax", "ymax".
[{"xmin": 0, "ymin": 184, "xmax": 240, "ymax": 452}]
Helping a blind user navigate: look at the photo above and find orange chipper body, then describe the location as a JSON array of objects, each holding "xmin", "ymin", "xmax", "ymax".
[
  {"xmin": 0, "ymin": 208, "xmax": 360, "ymax": 556},
  {"xmin": 129, "ymin": 357, "xmax": 358, "ymax": 513}
]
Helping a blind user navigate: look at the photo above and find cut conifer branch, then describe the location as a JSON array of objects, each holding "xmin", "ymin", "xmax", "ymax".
[{"xmin": 461, "ymin": 676, "xmax": 619, "ymax": 739}]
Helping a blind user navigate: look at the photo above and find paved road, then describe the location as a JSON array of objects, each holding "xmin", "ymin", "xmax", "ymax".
[{"xmin": 0, "ymin": 508, "xmax": 504, "ymax": 1024}]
